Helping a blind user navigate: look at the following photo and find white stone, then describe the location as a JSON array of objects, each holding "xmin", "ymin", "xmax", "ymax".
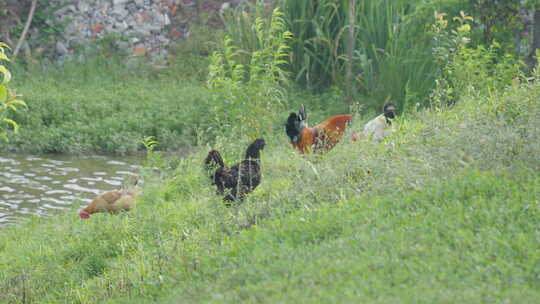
[
  {"xmin": 77, "ymin": 1, "xmax": 89, "ymax": 13},
  {"xmin": 113, "ymin": 5, "xmax": 129, "ymax": 18},
  {"xmin": 113, "ymin": 0, "xmax": 130, "ymax": 7},
  {"xmin": 220, "ymin": 2, "xmax": 231, "ymax": 15},
  {"xmin": 56, "ymin": 41, "xmax": 69, "ymax": 55},
  {"xmin": 115, "ymin": 20, "xmax": 129, "ymax": 32},
  {"xmin": 161, "ymin": 13, "xmax": 170, "ymax": 26}
]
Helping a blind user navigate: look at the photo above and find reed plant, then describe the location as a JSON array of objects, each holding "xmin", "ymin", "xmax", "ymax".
[
  {"xmin": 285, "ymin": 0, "xmax": 438, "ymax": 110},
  {"xmin": 223, "ymin": 1, "xmax": 440, "ymax": 111}
]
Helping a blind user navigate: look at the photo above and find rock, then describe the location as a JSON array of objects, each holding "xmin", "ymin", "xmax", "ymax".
[
  {"xmin": 151, "ymin": 24, "xmax": 164, "ymax": 34},
  {"xmin": 77, "ymin": 1, "xmax": 90, "ymax": 13},
  {"xmin": 54, "ymin": 6, "xmax": 72, "ymax": 16},
  {"xmin": 115, "ymin": 21, "xmax": 130, "ymax": 32},
  {"xmin": 126, "ymin": 3, "xmax": 138, "ymax": 14},
  {"xmin": 113, "ymin": 5, "xmax": 129, "ymax": 18},
  {"xmin": 137, "ymin": 28, "xmax": 151, "ymax": 36},
  {"xmin": 67, "ymin": 5, "xmax": 77, "ymax": 13},
  {"xmin": 56, "ymin": 41, "xmax": 69, "ymax": 56},
  {"xmin": 91, "ymin": 24, "xmax": 105, "ymax": 32},
  {"xmin": 64, "ymin": 22, "xmax": 79, "ymax": 35},
  {"xmin": 220, "ymin": 2, "xmax": 231, "ymax": 15},
  {"xmin": 56, "ymin": 55, "xmax": 66, "ymax": 66},
  {"xmin": 133, "ymin": 46, "xmax": 146, "ymax": 56},
  {"xmin": 113, "ymin": 0, "xmax": 130, "ymax": 6},
  {"xmin": 116, "ymin": 40, "xmax": 130, "ymax": 50}
]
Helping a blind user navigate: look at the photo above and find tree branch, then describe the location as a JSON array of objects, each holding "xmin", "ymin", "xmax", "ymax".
[
  {"xmin": 346, "ymin": 0, "xmax": 356, "ymax": 105},
  {"xmin": 13, "ymin": 0, "xmax": 38, "ymax": 63}
]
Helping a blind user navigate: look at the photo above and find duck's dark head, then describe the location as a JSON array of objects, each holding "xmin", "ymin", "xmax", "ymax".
[
  {"xmin": 285, "ymin": 104, "xmax": 307, "ymax": 143},
  {"xmin": 383, "ymin": 103, "xmax": 397, "ymax": 121}
]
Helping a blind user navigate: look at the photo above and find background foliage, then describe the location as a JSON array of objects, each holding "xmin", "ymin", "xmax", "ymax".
[
  {"xmin": 220, "ymin": 0, "xmax": 540, "ymax": 111},
  {"xmin": 207, "ymin": 7, "xmax": 291, "ymax": 140}
]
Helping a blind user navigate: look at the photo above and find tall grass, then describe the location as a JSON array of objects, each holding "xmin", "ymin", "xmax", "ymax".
[
  {"xmin": 356, "ymin": 0, "xmax": 437, "ymax": 109},
  {"xmin": 278, "ymin": 0, "xmax": 438, "ymax": 110},
  {"xmin": 281, "ymin": 0, "xmax": 346, "ymax": 88},
  {"xmin": 222, "ymin": 1, "xmax": 443, "ymax": 111},
  {"xmin": 2, "ymin": 56, "xmax": 214, "ymax": 154}
]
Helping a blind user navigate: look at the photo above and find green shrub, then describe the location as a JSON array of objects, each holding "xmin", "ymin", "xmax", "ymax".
[
  {"xmin": 0, "ymin": 42, "xmax": 27, "ymax": 142},
  {"xmin": 207, "ymin": 7, "xmax": 292, "ymax": 140},
  {"xmin": 430, "ymin": 12, "xmax": 524, "ymax": 107}
]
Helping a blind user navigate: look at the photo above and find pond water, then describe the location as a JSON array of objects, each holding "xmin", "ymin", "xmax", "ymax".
[{"xmin": 0, "ymin": 154, "xmax": 143, "ymax": 227}]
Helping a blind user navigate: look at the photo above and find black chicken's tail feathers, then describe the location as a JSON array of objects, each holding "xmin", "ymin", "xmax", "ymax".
[
  {"xmin": 245, "ymin": 138, "xmax": 266, "ymax": 160},
  {"xmin": 204, "ymin": 149, "xmax": 225, "ymax": 174}
]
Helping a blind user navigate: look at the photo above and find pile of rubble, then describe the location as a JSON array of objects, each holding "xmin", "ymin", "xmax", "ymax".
[{"xmin": 46, "ymin": 0, "xmax": 234, "ymax": 63}]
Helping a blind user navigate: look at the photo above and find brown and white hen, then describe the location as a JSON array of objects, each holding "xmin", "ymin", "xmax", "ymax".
[{"xmin": 79, "ymin": 175, "xmax": 140, "ymax": 219}]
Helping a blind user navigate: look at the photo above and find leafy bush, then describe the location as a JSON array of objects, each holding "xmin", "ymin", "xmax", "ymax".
[
  {"xmin": 207, "ymin": 7, "xmax": 292, "ymax": 140},
  {"xmin": 0, "ymin": 42, "xmax": 26, "ymax": 142},
  {"xmin": 430, "ymin": 12, "xmax": 524, "ymax": 107}
]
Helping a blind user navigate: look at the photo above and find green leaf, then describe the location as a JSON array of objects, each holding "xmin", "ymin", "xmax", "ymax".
[
  {"xmin": 0, "ymin": 42, "xmax": 11, "ymax": 50},
  {"xmin": 0, "ymin": 132, "xmax": 8, "ymax": 143},
  {"xmin": 0, "ymin": 85, "xmax": 7, "ymax": 102},
  {"xmin": 2, "ymin": 118, "xmax": 19, "ymax": 132},
  {"xmin": 0, "ymin": 65, "xmax": 11, "ymax": 84},
  {"xmin": 0, "ymin": 52, "xmax": 10, "ymax": 62},
  {"xmin": 7, "ymin": 99, "xmax": 27, "ymax": 109}
]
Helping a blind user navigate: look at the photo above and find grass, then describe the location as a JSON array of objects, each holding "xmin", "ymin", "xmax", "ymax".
[
  {"xmin": 0, "ymin": 70, "xmax": 539, "ymax": 303},
  {"xmin": 1, "ymin": 55, "xmax": 351, "ymax": 155},
  {"xmin": 1, "ymin": 56, "xmax": 214, "ymax": 154},
  {"xmin": 165, "ymin": 169, "xmax": 540, "ymax": 303},
  {"xmin": 276, "ymin": 0, "xmax": 438, "ymax": 109}
]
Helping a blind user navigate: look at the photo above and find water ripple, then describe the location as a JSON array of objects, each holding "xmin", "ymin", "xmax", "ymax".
[
  {"xmin": 0, "ymin": 186, "xmax": 15, "ymax": 192},
  {"xmin": 0, "ymin": 154, "xmax": 141, "ymax": 228}
]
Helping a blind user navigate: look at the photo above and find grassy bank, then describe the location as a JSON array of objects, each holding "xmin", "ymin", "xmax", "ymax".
[
  {"xmin": 2, "ymin": 57, "xmax": 213, "ymax": 154},
  {"xmin": 1, "ymin": 73, "xmax": 539, "ymax": 303},
  {"xmin": 2, "ymin": 56, "xmax": 352, "ymax": 155}
]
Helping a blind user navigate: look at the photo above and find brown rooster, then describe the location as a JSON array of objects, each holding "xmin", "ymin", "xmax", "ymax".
[
  {"xmin": 286, "ymin": 104, "xmax": 353, "ymax": 154},
  {"xmin": 204, "ymin": 138, "xmax": 266, "ymax": 203},
  {"xmin": 79, "ymin": 175, "xmax": 140, "ymax": 219}
]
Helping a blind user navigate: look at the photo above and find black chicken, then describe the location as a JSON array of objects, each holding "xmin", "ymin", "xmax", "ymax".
[{"xmin": 204, "ymin": 138, "xmax": 266, "ymax": 203}]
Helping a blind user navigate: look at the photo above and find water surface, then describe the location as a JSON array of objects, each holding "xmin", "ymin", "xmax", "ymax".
[{"xmin": 0, "ymin": 154, "xmax": 142, "ymax": 227}]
